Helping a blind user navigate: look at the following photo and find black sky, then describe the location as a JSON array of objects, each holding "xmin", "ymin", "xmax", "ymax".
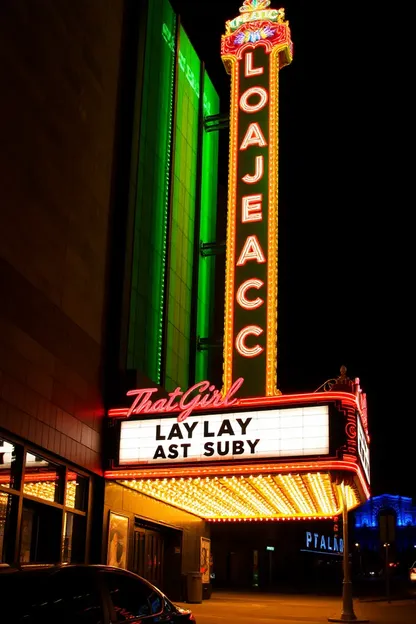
[{"xmin": 170, "ymin": 1, "xmax": 412, "ymax": 499}]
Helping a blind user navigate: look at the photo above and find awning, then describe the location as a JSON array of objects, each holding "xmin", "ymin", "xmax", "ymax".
[{"xmin": 107, "ymin": 459, "xmax": 366, "ymax": 521}]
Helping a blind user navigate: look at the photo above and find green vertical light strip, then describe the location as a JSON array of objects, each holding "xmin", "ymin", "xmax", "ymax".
[
  {"xmin": 195, "ymin": 73, "xmax": 220, "ymax": 382},
  {"xmin": 127, "ymin": 0, "xmax": 176, "ymax": 383},
  {"xmin": 165, "ymin": 26, "xmax": 201, "ymax": 391}
]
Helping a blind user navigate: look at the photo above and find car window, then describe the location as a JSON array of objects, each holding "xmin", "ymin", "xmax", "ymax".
[
  {"xmin": 102, "ymin": 571, "xmax": 163, "ymax": 622},
  {"xmin": 49, "ymin": 569, "xmax": 104, "ymax": 623},
  {"xmin": 4, "ymin": 569, "xmax": 104, "ymax": 624}
]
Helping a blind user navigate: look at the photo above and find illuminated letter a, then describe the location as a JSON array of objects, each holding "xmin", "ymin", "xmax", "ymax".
[{"xmin": 240, "ymin": 123, "xmax": 267, "ymax": 151}]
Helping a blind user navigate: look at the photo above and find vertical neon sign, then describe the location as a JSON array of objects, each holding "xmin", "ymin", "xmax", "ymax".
[{"xmin": 221, "ymin": 1, "xmax": 293, "ymax": 398}]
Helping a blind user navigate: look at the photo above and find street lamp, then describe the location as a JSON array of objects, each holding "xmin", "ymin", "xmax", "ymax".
[
  {"xmin": 355, "ymin": 543, "xmax": 362, "ymax": 576},
  {"xmin": 383, "ymin": 542, "xmax": 391, "ymax": 603},
  {"xmin": 328, "ymin": 482, "xmax": 369, "ymax": 623}
]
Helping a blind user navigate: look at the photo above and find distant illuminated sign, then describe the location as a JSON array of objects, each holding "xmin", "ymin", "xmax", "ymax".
[
  {"xmin": 301, "ymin": 531, "xmax": 344, "ymax": 556},
  {"xmin": 266, "ymin": 545, "xmax": 275, "ymax": 551},
  {"xmin": 118, "ymin": 404, "xmax": 329, "ymax": 464}
]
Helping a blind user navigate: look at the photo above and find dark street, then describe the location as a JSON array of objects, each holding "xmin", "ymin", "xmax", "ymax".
[{"xmin": 178, "ymin": 591, "xmax": 416, "ymax": 624}]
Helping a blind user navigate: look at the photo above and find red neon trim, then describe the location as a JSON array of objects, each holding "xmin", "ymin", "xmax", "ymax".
[
  {"xmin": 105, "ymin": 460, "xmax": 370, "ymax": 504},
  {"xmin": 105, "ymin": 458, "xmax": 366, "ymax": 486},
  {"xmin": 108, "ymin": 390, "xmax": 359, "ymax": 419}
]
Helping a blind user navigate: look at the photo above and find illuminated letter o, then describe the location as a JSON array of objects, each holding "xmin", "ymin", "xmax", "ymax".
[
  {"xmin": 236, "ymin": 279, "xmax": 264, "ymax": 310},
  {"xmin": 235, "ymin": 326, "xmax": 264, "ymax": 358},
  {"xmin": 239, "ymin": 87, "xmax": 268, "ymax": 113}
]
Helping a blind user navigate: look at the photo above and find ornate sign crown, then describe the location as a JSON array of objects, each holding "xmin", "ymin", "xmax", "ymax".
[{"xmin": 240, "ymin": 0, "xmax": 271, "ymax": 13}]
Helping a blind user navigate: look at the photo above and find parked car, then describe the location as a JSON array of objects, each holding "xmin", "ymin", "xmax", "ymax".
[{"xmin": 0, "ymin": 563, "xmax": 196, "ymax": 623}]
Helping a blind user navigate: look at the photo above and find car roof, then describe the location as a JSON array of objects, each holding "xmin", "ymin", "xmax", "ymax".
[{"xmin": 0, "ymin": 563, "xmax": 163, "ymax": 591}]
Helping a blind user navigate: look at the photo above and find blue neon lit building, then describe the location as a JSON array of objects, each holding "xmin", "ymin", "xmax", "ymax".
[{"xmin": 353, "ymin": 494, "xmax": 416, "ymax": 555}]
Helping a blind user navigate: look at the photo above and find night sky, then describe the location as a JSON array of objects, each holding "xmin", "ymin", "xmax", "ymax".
[{"xmin": 171, "ymin": 1, "xmax": 411, "ymax": 500}]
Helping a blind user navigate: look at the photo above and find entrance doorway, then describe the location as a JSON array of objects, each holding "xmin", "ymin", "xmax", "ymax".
[
  {"xmin": 131, "ymin": 518, "xmax": 183, "ymax": 599},
  {"xmin": 133, "ymin": 526, "xmax": 163, "ymax": 587}
]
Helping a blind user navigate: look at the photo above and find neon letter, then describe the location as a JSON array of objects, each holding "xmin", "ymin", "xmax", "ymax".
[
  {"xmin": 178, "ymin": 380, "xmax": 210, "ymax": 422},
  {"xmin": 236, "ymin": 235, "xmax": 266, "ymax": 266},
  {"xmin": 236, "ymin": 279, "xmax": 264, "ymax": 310},
  {"xmin": 239, "ymin": 86, "xmax": 268, "ymax": 113},
  {"xmin": 126, "ymin": 388, "xmax": 159, "ymax": 417},
  {"xmin": 235, "ymin": 326, "xmax": 264, "ymax": 358},
  {"xmin": 240, "ymin": 123, "xmax": 267, "ymax": 150},
  {"xmin": 242, "ymin": 194, "xmax": 262, "ymax": 223},
  {"xmin": 245, "ymin": 52, "xmax": 263, "ymax": 77},
  {"xmin": 242, "ymin": 155, "xmax": 264, "ymax": 184}
]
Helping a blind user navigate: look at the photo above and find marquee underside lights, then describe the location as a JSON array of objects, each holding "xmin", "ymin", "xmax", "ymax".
[
  {"xmin": 221, "ymin": 2, "xmax": 293, "ymax": 398},
  {"xmin": 119, "ymin": 472, "xmax": 360, "ymax": 521}
]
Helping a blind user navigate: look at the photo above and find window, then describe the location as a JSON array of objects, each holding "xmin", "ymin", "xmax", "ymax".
[
  {"xmin": 20, "ymin": 499, "xmax": 62, "ymax": 563},
  {"xmin": 102, "ymin": 570, "xmax": 163, "ymax": 621},
  {"xmin": 66, "ymin": 472, "xmax": 89, "ymax": 510},
  {"xmin": 23, "ymin": 452, "xmax": 64, "ymax": 504},
  {"xmin": 0, "ymin": 492, "xmax": 18, "ymax": 562},
  {"xmin": 62, "ymin": 511, "xmax": 86, "ymax": 563},
  {"xmin": 0, "ymin": 435, "xmax": 21, "ymax": 489},
  {"xmin": 49, "ymin": 569, "xmax": 103, "ymax": 623}
]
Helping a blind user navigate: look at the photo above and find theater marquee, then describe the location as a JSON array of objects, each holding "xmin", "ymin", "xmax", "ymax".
[
  {"xmin": 107, "ymin": 378, "xmax": 370, "ymax": 521},
  {"xmin": 119, "ymin": 404, "xmax": 329, "ymax": 464}
]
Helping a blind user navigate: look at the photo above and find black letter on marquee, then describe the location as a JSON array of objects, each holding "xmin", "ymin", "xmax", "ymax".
[
  {"xmin": 153, "ymin": 446, "xmax": 166, "ymax": 459},
  {"xmin": 168, "ymin": 424, "xmax": 183, "ymax": 440},
  {"xmin": 232, "ymin": 440, "xmax": 245, "ymax": 455},
  {"xmin": 181, "ymin": 443, "xmax": 191, "ymax": 458},
  {"xmin": 204, "ymin": 422, "xmax": 215, "ymax": 437},
  {"xmin": 168, "ymin": 444, "xmax": 179, "ymax": 459},
  {"xmin": 156, "ymin": 425, "xmax": 166, "ymax": 440},
  {"xmin": 247, "ymin": 439, "xmax": 260, "ymax": 454},
  {"xmin": 217, "ymin": 420, "xmax": 235, "ymax": 436},
  {"xmin": 183, "ymin": 422, "xmax": 198, "ymax": 438},
  {"xmin": 236, "ymin": 418, "xmax": 252, "ymax": 435},
  {"xmin": 217, "ymin": 441, "xmax": 230, "ymax": 456},
  {"xmin": 203, "ymin": 442, "xmax": 214, "ymax": 456}
]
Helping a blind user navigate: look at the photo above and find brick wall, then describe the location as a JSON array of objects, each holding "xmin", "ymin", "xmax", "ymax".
[{"xmin": 0, "ymin": 0, "xmax": 124, "ymax": 473}]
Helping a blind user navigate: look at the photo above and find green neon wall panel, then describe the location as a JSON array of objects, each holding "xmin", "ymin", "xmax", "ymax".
[
  {"xmin": 195, "ymin": 72, "xmax": 220, "ymax": 382},
  {"xmin": 127, "ymin": 0, "xmax": 176, "ymax": 383},
  {"xmin": 164, "ymin": 26, "xmax": 201, "ymax": 391}
]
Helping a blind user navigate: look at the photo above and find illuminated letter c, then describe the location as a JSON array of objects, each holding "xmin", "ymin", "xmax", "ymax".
[
  {"xmin": 235, "ymin": 326, "xmax": 264, "ymax": 358},
  {"xmin": 236, "ymin": 279, "xmax": 264, "ymax": 310}
]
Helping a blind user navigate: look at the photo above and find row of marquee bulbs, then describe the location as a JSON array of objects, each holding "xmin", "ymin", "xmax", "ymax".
[
  {"xmin": 122, "ymin": 473, "xmax": 359, "ymax": 520},
  {"xmin": 1, "ymin": 480, "xmax": 80, "ymax": 508}
]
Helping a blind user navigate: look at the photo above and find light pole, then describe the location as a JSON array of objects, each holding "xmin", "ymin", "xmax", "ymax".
[
  {"xmin": 328, "ymin": 481, "xmax": 369, "ymax": 623},
  {"xmin": 383, "ymin": 542, "xmax": 390, "ymax": 603},
  {"xmin": 355, "ymin": 543, "xmax": 362, "ymax": 576}
]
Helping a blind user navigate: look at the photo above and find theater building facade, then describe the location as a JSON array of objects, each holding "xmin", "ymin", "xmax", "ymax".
[{"xmin": 0, "ymin": 0, "xmax": 371, "ymax": 601}]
